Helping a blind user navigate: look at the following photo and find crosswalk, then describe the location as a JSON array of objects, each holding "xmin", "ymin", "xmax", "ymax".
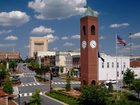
[
  {"xmin": 21, "ymin": 73, "xmax": 36, "ymax": 78},
  {"xmin": 20, "ymin": 82, "xmax": 43, "ymax": 87},
  {"xmin": 20, "ymin": 81, "xmax": 80, "ymax": 87},
  {"xmin": 19, "ymin": 92, "xmax": 43, "ymax": 97},
  {"xmin": 52, "ymin": 81, "xmax": 80, "ymax": 85}
]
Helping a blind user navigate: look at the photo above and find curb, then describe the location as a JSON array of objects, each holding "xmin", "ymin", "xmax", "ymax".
[{"xmin": 42, "ymin": 92, "xmax": 68, "ymax": 105}]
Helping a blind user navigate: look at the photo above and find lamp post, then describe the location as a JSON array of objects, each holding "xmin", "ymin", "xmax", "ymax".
[
  {"xmin": 18, "ymin": 90, "xmax": 20, "ymax": 105},
  {"xmin": 50, "ymin": 67, "xmax": 52, "ymax": 92}
]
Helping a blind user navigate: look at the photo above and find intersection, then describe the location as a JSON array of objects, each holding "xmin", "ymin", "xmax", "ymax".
[{"xmin": 14, "ymin": 63, "xmax": 80, "ymax": 105}]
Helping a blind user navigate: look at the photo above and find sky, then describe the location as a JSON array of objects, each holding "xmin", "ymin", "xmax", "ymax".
[{"xmin": 0, "ymin": 0, "xmax": 140, "ymax": 58}]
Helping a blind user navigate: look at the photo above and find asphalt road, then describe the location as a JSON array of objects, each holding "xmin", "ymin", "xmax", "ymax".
[{"xmin": 14, "ymin": 63, "xmax": 80, "ymax": 105}]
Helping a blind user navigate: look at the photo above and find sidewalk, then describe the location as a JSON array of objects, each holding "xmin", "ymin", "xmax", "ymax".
[{"xmin": 13, "ymin": 86, "xmax": 19, "ymax": 96}]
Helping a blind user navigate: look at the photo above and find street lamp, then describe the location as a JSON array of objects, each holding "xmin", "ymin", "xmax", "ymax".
[
  {"xmin": 50, "ymin": 67, "xmax": 52, "ymax": 92},
  {"xmin": 18, "ymin": 90, "xmax": 20, "ymax": 105}
]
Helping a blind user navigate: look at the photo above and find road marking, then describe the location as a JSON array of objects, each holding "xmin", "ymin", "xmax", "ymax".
[
  {"xmin": 19, "ymin": 92, "xmax": 44, "ymax": 97},
  {"xmin": 20, "ymin": 82, "xmax": 43, "ymax": 87},
  {"xmin": 29, "ymin": 93, "xmax": 32, "ymax": 96},
  {"xmin": 52, "ymin": 81, "xmax": 80, "ymax": 85}
]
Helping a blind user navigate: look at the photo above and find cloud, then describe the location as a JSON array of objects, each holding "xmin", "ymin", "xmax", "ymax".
[
  {"xmin": 0, "ymin": 43, "xmax": 16, "ymax": 47},
  {"xmin": 61, "ymin": 36, "xmax": 68, "ymax": 40},
  {"xmin": 99, "ymin": 36, "xmax": 105, "ymax": 40},
  {"xmin": 118, "ymin": 44, "xmax": 140, "ymax": 54},
  {"xmin": 129, "ymin": 32, "xmax": 140, "ymax": 38},
  {"xmin": 0, "ymin": 11, "xmax": 30, "ymax": 26},
  {"xmin": 110, "ymin": 23, "xmax": 129, "ymax": 28},
  {"xmin": 52, "ymin": 47, "xmax": 58, "ymax": 51},
  {"xmin": 0, "ymin": 30, "xmax": 12, "ymax": 34},
  {"xmin": 71, "ymin": 34, "xmax": 80, "ymax": 39},
  {"xmin": 44, "ymin": 34, "xmax": 58, "ymax": 43},
  {"xmin": 28, "ymin": 0, "xmax": 86, "ymax": 20},
  {"xmin": 31, "ymin": 26, "xmax": 55, "ymax": 35},
  {"xmin": 63, "ymin": 42, "xmax": 74, "ymax": 46},
  {"xmin": 4, "ymin": 35, "xmax": 18, "ymax": 40}
]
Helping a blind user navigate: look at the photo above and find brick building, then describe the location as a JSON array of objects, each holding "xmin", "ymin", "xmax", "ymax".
[{"xmin": 0, "ymin": 52, "xmax": 20, "ymax": 60}]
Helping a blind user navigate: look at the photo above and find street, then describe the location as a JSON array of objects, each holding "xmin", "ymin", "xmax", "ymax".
[{"xmin": 14, "ymin": 63, "xmax": 80, "ymax": 105}]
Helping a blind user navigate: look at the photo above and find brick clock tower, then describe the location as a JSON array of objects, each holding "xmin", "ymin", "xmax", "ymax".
[{"xmin": 80, "ymin": 7, "xmax": 98, "ymax": 86}]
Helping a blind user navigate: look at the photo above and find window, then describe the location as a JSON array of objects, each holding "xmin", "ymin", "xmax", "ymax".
[
  {"xmin": 117, "ymin": 62, "xmax": 119, "ymax": 68},
  {"xmin": 123, "ymin": 62, "xmax": 126, "ymax": 68},
  {"xmin": 34, "ymin": 42, "xmax": 44, "ymax": 45},
  {"xmin": 83, "ymin": 26, "xmax": 86, "ymax": 35},
  {"xmin": 107, "ymin": 62, "xmax": 109, "ymax": 68},
  {"xmin": 112, "ymin": 62, "xmax": 114, "ymax": 68},
  {"xmin": 102, "ymin": 62, "xmax": 104, "ymax": 68},
  {"xmin": 91, "ymin": 25, "xmax": 95, "ymax": 35}
]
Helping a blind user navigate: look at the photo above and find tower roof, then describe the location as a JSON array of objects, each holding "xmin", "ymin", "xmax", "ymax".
[{"xmin": 82, "ymin": 7, "xmax": 98, "ymax": 17}]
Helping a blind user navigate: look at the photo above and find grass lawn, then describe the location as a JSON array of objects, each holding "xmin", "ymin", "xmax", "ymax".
[{"xmin": 46, "ymin": 90, "xmax": 79, "ymax": 105}]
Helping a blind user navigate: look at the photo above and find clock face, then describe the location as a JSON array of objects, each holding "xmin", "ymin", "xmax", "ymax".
[
  {"xmin": 90, "ymin": 40, "xmax": 96, "ymax": 48},
  {"xmin": 82, "ymin": 40, "xmax": 86, "ymax": 49}
]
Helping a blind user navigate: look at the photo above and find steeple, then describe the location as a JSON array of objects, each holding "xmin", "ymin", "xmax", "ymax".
[{"xmin": 82, "ymin": 6, "xmax": 98, "ymax": 17}]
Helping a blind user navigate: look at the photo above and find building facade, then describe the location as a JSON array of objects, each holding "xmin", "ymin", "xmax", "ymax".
[
  {"xmin": 0, "ymin": 52, "xmax": 20, "ymax": 60},
  {"xmin": 29, "ymin": 37, "xmax": 48, "ymax": 57},
  {"xmin": 98, "ymin": 54, "xmax": 130, "ymax": 81}
]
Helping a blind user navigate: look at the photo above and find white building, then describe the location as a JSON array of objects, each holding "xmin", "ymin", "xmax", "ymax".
[
  {"xmin": 55, "ymin": 51, "xmax": 80, "ymax": 74},
  {"xmin": 99, "ymin": 53, "xmax": 130, "ymax": 81},
  {"xmin": 37, "ymin": 51, "xmax": 56, "ymax": 57}
]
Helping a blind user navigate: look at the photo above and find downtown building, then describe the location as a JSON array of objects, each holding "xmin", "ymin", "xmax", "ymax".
[
  {"xmin": 0, "ymin": 52, "xmax": 20, "ymax": 61},
  {"xmin": 29, "ymin": 37, "xmax": 48, "ymax": 58}
]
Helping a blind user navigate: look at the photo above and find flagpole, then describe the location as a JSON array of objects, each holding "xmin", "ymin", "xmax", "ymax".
[{"xmin": 116, "ymin": 33, "xmax": 119, "ymax": 95}]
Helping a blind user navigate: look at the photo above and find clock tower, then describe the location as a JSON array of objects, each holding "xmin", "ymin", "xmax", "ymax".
[{"xmin": 80, "ymin": 7, "xmax": 98, "ymax": 86}]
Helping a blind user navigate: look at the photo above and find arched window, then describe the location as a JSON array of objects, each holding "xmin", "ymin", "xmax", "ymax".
[
  {"xmin": 83, "ymin": 26, "xmax": 86, "ymax": 35},
  {"xmin": 91, "ymin": 25, "xmax": 95, "ymax": 35}
]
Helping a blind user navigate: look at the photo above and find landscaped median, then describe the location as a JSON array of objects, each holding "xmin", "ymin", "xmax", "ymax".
[{"xmin": 45, "ymin": 88, "xmax": 79, "ymax": 105}]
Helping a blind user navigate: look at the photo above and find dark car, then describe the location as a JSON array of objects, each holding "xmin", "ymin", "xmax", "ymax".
[{"xmin": 10, "ymin": 75, "xmax": 20, "ymax": 81}]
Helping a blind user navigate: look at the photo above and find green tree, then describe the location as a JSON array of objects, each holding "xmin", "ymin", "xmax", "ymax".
[
  {"xmin": 3, "ymin": 80, "xmax": 13, "ymax": 94},
  {"xmin": 123, "ymin": 68, "xmax": 135, "ymax": 87},
  {"xmin": 133, "ymin": 79, "xmax": 140, "ymax": 98},
  {"xmin": 79, "ymin": 85, "xmax": 108, "ymax": 105},
  {"xmin": 0, "ymin": 69, "xmax": 7, "ymax": 86},
  {"xmin": 9, "ymin": 60, "xmax": 17, "ymax": 71},
  {"xmin": 29, "ymin": 89, "xmax": 41, "ymax": 105}
]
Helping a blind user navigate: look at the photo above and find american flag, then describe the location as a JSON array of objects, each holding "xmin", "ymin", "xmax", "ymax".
[{"xmin": 117, "ymin": 35, "xmax": 127, "ymax": 46}]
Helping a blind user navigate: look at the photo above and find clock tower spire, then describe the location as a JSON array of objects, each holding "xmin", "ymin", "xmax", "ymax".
[{"xmin": 80, "ymin": 7, "xmax": 98, "ymax": 86}]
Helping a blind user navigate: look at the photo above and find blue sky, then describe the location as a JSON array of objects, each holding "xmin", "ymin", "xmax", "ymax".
[{"xmin": 0, "ymin": 0, "xmax": 140, "ymax": 58}]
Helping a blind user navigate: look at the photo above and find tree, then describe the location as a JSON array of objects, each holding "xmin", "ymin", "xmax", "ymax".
[
  {"xmin": 132, "ymin": 79, "xmax": 140, "ymax": 98},
  {"xmin": 0, "ymin": 69, "xmax": 7, "ymax": 86},
  {"xmin": 3, "ymin": 80, "xmax": 13, "ymax": 94},
  {"xmin": 123, "ymin": 68, "xmax": 135, "ymax": 87},
  {"xmin": 9, "ymin": 60, "xmax": 17, "ymax": 71},
  {"xmin": 29, "ymin": 89, "xmax": 41, "ymax": 105},
  {"xmin": 79, "ymin": 85, "xmax": 108, "ymax": 105}
]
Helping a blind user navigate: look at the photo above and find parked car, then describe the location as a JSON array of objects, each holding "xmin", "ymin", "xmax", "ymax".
[
  {"xmin": 10, "ymin": 75, "xmax": 20, "ymax": 81},
  {"xmin": 105, "ymin": 80, "xmax": 117, "ymax": 84}
]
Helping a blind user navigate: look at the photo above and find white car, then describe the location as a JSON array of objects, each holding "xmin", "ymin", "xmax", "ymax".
[{"xmin": 105, "ymin": 80, "xmax": 117, "ymax": 84}]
